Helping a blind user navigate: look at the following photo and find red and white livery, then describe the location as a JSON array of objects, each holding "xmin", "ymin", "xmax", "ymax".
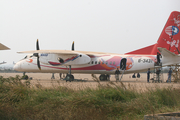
[{"xmin": 14, "ymin": 11, "xmax": 180, "ymax": 81}]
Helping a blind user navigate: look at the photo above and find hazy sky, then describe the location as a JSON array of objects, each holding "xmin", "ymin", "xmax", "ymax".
[{"xmin": 1, "ymin": 0, "xmax": 180, "ymax": 66}]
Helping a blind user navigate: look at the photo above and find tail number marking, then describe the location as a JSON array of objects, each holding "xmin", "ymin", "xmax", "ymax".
[{"xmin": 138, "ymin": 59, "xmax": 153, "ymax": 63}]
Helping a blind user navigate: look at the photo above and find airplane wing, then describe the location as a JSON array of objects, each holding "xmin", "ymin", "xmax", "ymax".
[
  {"xmin": 17, "ymin": 50, "xmax": 119, "ymax": 55},
  {"xmin": 18, "ymin": 50, "xmax": 79, "ymax": 55},
  {"xmin": 17, "ymin": 50, "xmax": 120, "ymax": 66},
  {"xmin": 0, "ymin": 43, "xmax": 10, "ymax": 50}
]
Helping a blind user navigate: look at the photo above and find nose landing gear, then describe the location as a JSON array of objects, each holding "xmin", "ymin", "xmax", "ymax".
[
  {"xmin": 65, "ymin": 74, "xmax": 74, "ymax": 82},
  {"xmin": 64, "ymin": 65, "xmax": 74, "ymax": 82}
]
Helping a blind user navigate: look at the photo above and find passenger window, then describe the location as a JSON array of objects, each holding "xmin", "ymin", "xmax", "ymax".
[
  {"xmin": 110, "ymin": 61, "xmax": 112, "ymax": 64},
  {"xmin": 106, "ymin": 62, "xmax": 108, "ymax": 64},
  {"xmin": 95, "ymin": 61, "xmax": 97, "ymax": 64},
  {"xmin": 99, "ymin": 61, "xmax": 101, "ymax": 64},
  {"xmin": 91, "ymin": 61, "xmax": 94, "ymax": 64},
  {"xmin": 113, "ymin": 62, "xmax": 115, "ymax": 65}
]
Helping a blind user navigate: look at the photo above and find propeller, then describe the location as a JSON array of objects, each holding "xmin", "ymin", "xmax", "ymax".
[
  {"xmin": 33, "ymin": 39, "xmax": 41, "ymax": 70},
  {"xmin": 72, "ymin": 41, "xmax": 74, "ymax": 51}
]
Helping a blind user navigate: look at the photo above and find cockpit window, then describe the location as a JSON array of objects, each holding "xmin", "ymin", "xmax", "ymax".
[{"xmin": 24, "ymin": 56, "xmax": 27, "ymax": 59}]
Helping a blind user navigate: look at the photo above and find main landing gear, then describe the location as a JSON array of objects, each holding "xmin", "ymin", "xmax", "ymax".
[
  {"xmin": 22, "ymin": 72, "xmax": 29, "ymax": 80},
  {"xmin": 99, "ymin": 74, "xmax": 110, "ymax": 81},
  {"xmin": 65, "ymin": 65, "xmax": 74, "ymax": 82}
]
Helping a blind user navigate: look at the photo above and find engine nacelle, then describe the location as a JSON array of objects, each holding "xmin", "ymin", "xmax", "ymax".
[{"xmin": 39, "ymin": 53, "xmax": 91, "ymax": 66}]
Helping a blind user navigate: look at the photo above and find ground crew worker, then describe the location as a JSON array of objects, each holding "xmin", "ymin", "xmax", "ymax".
[
  {"xmin": 147, "ymin": 68, "xmax": 151, "ymax": 83},
  {"xmin": 157, "ymin": 52, "xmax": 162, "ymax": 65},
  {"xmin": 115, "ymin": 68, "xmax": 120, "ymax": 81},
  {"xmin": 156, "ymin": 68, "xmax": 160, "ymax": 81},
  {"xmin": 51, "ymin": 73, "xmax": 55, "ymax": 79},
  {"xmin": 167, "ymin": 68, "xmax": 172, "ymax": 83}
]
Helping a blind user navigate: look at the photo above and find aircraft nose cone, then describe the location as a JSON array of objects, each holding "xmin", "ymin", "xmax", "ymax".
[{"xmin": 13, "ymin": 63, "xmax": 20, "ymax": 71}]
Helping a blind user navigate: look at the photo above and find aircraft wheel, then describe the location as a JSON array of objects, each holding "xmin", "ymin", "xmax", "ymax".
[
  {"xmin": 105, "ymin": 74, "xmax": 110, "ymax": 81},
  {"xmin": 99, "ymin": 74, "xmax": 106, "ymax": 81},
  {"xmin": 70, "ymin": 75, "xmax": 74, "ymax": 81},
  {"xmin": 22, "ymin": 75, "xmax": 29, "ymax": 80},
  {"xmin": 66, "ymin": 74, "xmax": 71, "ymax": 82},
  {"xmin": 66, "ymin": 74, "xmax": 74, "ymax": 82}
]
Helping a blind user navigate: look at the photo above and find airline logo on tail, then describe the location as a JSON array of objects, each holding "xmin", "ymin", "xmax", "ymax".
[{"xmin": 165, "ymin": 26, "xmax": 179, "ymax": 36}]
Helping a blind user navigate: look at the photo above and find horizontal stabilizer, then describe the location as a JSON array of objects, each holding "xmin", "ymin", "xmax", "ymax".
[
  {"xmin": 158, "ymin": 47, "xmax": 180, "ymax": 66},
  {"xmin": 158, "ymin": 47, "xmax": 177, "ymax": 57}
]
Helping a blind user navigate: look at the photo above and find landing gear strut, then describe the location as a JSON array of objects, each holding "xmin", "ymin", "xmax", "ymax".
[
  {"xmin": 51, "ymin": 73, "xmax": 55, "ymax": 79},
  {"xmin": 65, "ymin": 65, "xmax": 74, "ymax": 82},
  {"xmin": 22, "ymin": 72, "xmax": 28, "ymax": 80}
]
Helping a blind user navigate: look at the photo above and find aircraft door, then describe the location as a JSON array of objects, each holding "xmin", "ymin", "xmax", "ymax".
[{"xmin": 120, "ymin": 58, "xmax": 127, "ymax": 70}]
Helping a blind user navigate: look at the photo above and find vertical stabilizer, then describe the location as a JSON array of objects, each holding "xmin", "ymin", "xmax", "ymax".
[{"xmin": 126, "ymin": 11, "xmax": 180, "ymax": 55}]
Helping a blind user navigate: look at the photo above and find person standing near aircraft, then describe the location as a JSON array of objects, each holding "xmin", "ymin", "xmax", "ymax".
[
  {"xmin": 156, "ymin": 68, "xmax": 160, "ymax": 81},
  {"xmin": 167, "ymin": 68, "xmax": 172, "ymax": 83},
  {"xmin": 137, "ymin": 73, "xmax": 140, "ymax": 78},
  {"xmin": 115, "ymin": 68, "xmax": 120, "ymax": 81},
  {"xmin": 147, "ymin": 68, "xmax": 151, "ymax": 83},
  {"xmin": 51, "ymin": 73, "xmax": 55, "ymax": 79},
  {"xmin": 59, "ymin": 73, "xmax": 62, "ymax": 79},
  {"xmin": 157, "ymin": 52, "xmax": 162, "ymax": 65},
  {"xmin": 132, "ymin": 73, "xmax": 136, "ymax": 78}
]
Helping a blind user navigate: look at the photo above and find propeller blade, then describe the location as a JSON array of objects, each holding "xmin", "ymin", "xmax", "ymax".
[
  {"xmin": 72, "ymin": 41, "xmax": 74, "ymax": 51},
  {"xmin": 36, "ymin": 39, "xmax": 40, "ymax": 50},
  {"xmin": 34, "ymin": 39, "xmax": 41, "ymax": 70},
  {"xmin": 37, "ymin": 57, "xmax": 41, "ymax": 70}
]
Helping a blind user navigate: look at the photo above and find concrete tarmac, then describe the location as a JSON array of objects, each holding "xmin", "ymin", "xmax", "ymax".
[{"xmin": 0, "ymin": 73, "xmax": 179, "ymax": 92}]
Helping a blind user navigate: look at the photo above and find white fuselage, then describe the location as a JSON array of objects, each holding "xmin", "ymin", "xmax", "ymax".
[{"xmin": 14, "ymin": 53, "xmax": 158, "ymax": 74}]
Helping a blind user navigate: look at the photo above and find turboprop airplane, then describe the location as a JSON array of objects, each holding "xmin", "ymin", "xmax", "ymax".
[
  {"xmin": 14, "ymin": 11, "xmax": 180, "ymax": 81},
  {"xmin": 0, "ymin": 43, "xmax": 10, "ymax": 65}
]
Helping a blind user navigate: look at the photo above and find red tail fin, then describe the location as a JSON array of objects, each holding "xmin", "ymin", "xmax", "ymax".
[{"xmin": 126, "ymin": 11, "xmax": 180, "ymax": 55}]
